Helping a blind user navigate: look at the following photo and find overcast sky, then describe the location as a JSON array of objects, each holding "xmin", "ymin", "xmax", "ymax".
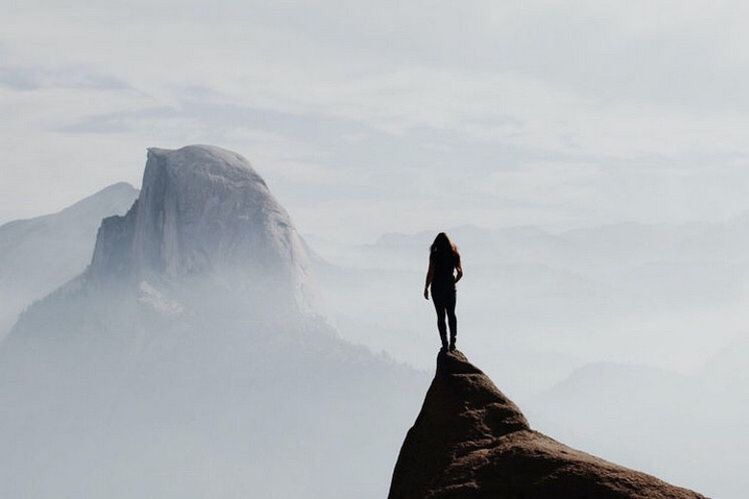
[{"xmin": 3, "ymin": 1, "xmax": 749, "ymax": 242}]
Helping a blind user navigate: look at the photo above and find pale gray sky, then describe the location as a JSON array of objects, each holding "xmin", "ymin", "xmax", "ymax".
[{"xmin": 2, "ymin": 0, "xmax": 749, "ymax": 242}]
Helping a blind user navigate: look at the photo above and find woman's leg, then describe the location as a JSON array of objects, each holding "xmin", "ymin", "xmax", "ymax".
[
  {"xmin": 432, "ymin": 292, "xmax": 448, "ymax": 349},
  {"xmin": 446, "ymin": 289, "xmax": 457, "ymax": 349}
]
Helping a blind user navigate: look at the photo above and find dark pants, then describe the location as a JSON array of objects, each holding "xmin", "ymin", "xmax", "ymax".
[{"xmin": 431, "ymin": 286, "xmax": 456, "ymax": 348}]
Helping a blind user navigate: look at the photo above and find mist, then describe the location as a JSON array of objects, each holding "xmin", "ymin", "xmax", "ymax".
[
  {"xmin": 312, "ymin": 220, "xmax": 749, "ymax": 497},
  {"xmin": 0, "ymin": 146, "xmax": 427, "ymax": 499},
  {"xmin": 0, "ymin": 183, "xmax": 138, "ymax": 338},
  {"xmin": 2, "ymin": 1, "xmax": 748, "ymax": 498}
]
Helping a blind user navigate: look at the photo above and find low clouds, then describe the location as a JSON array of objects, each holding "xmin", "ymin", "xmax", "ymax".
[
  {"xmin": 2, "ymin": 1, "xmax": 749, "ymax": 240},
  {"xmin": 0, "ymin": 64, "xmax": 131, "ymax": 91}
]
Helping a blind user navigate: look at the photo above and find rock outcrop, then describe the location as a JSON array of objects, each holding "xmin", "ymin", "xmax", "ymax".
[
  {"xmin": 388, "ymin": 350, "xmax": 704, "ymax": 499},
  {"xmin": 0, "ymin": 146, "xmax": 425, "ymax": 499},
  {"xmin": 89, "ymin": 145, "xmax": 315, "ymax": 311}
]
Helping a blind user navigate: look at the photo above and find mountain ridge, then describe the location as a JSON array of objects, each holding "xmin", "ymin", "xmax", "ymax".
[
  {"xmin": 0, "ymin": 145, "xmax": 424, "ymax": 499},
  {"xmin": 0, "ymin": 182, "xmax": 138, "ymax": 337}
]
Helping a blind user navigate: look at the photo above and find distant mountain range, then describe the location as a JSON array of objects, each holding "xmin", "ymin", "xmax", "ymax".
[
  {"xmin": 525, "ymin": 341, "xmax": 749, "ymax": 499},
  {"xmin": 0, "ymin": 182, "xmax": 138, "ymax": 337},
  {"xmin": 0, "ymin": 146, "xmax": 743, "ymax": 497},
  {"xmin": 0, "ymin": 146, "xmax": 425, "ymax": 499},
  {"xmin": 314, "ymin": 216, "xmax": 749, "ymax": 374},
  {"xmin": 311, "ymin": 216, "xmax": 749, "ymax": 498}
]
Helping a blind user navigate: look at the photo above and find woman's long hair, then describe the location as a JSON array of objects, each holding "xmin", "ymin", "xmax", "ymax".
[{"xmin": 430, "ymin": 232, "xmax": 458, "ymax": 258}]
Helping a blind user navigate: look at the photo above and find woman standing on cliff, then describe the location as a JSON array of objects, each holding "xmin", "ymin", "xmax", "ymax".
[{"xmin": 423, "ymin": 232, "xmax": 463, "ymax": 351}]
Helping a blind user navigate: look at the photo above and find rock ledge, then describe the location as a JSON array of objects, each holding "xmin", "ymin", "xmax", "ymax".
[{"xmin": 388, "ymin": 350, "xmax": 704, "ymax": 499}]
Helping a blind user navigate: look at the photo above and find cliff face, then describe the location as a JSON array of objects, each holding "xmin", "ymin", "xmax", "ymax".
[
  {"xmin": 0, "ymin": 146, "xmax": 425, "ymax": 499},
  {"xmin": 89, "ymin": 145, "xmax": 315, "ymax": 311},
  {"xmin": 388, "ymin": 350, "xmax": 704, "ymax": 499}
]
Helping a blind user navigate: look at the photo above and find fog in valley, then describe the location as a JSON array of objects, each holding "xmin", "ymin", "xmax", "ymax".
[
  {"xmin": 312, "ymin": 221, "xmax": 749, "ymax": 498},
  {"xmin": 0, "ymin": 146, "xmax": 425, "ymax": 499},
  {"xmin": 0, "ymin": 183, "xmax": 138, "ymax": 337},
  {"xmin": 0, "ymin": 146, "xmax": 746, "ymax": 498},
  {"xmin": 3, "ymin": 2, "xmax": 749, "ymax": 498}
]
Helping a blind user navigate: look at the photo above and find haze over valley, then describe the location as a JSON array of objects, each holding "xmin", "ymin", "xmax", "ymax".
[
  {"xmin": 0, "ymin": 146, "xmax": 425, "ymax": 499},
  {"xmin": 3, "ymin": 2, "xmax": 749, "ymax": 497},
  {"xmin": 0, "ymin": 145, "xmax": 745, "ymax": 497}
]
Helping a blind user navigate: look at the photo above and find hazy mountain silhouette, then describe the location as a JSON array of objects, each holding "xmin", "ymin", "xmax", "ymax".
[
  {"xmin": 531, "ymin": 347, "xmax": 749, "ymax": 498},
  {"xmin": 0, "ymin": 145, "xmax": 425, "ymax": 499},
  {"xmin": 312, "ymin": 218, "xmax": 748, "ymax": 498},
  {"xmin": 0, "ymin": 182, "xmax": 138, "ymax": 337},
  {"xmin": 314, "ymin": 220, "xmax": 748, "ymax": 372}
]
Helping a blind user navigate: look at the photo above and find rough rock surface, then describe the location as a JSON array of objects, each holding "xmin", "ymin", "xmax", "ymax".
[
  {"xmin": 388, "ymin": 350, "xmax": 705, "ymax": 499},
  {"xmin": 89, "ymin": 145, "xmax": 315, "ymax": 310}
]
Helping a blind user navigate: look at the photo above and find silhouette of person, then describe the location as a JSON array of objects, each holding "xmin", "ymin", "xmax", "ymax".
[{"xmin": 423, "ymin": 232, "xmax": 463, "ymax": 351}]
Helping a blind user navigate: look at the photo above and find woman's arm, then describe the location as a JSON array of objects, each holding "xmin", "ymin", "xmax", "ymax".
[
  {"xmin": 454, "ymin": 254, "xmax": 463, "ymax": 284},
  {"xmin": 424, "ymin": 258, "xmax": 434, "ymax": 299}
]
